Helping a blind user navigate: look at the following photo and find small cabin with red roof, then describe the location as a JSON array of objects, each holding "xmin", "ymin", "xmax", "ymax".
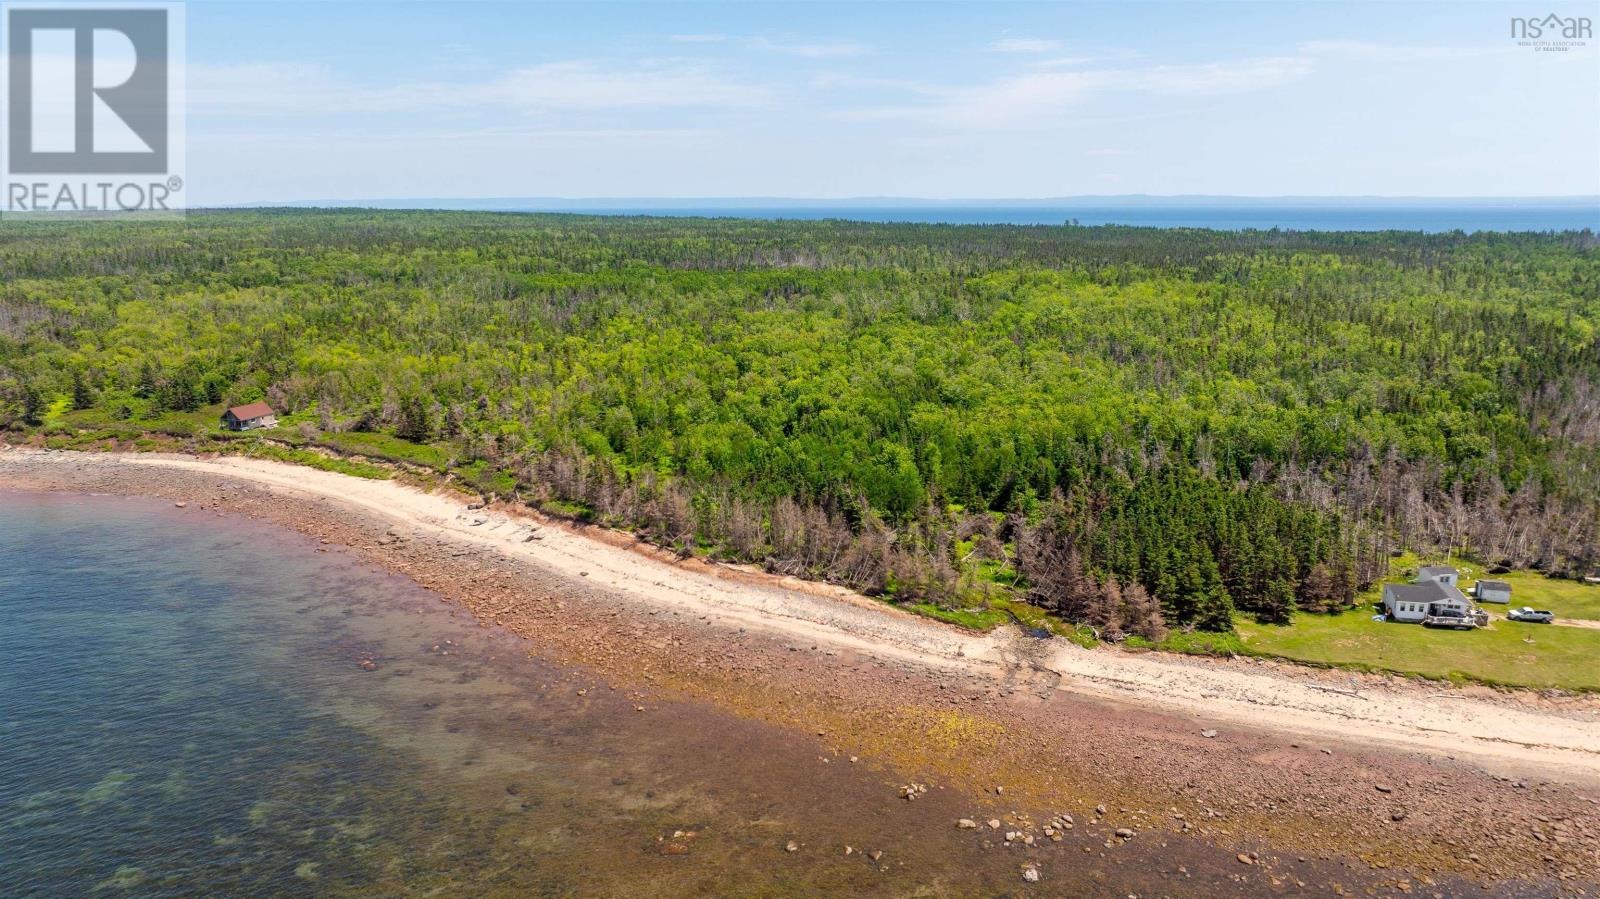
[{"xmin": 221, "ymin": 402, "xmax": 277, "ymax": 431}]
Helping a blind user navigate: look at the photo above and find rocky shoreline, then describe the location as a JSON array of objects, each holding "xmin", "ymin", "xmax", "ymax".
[{"xmin": 3, "ymin": 447, "xmax": 1598, "ymax": 895}]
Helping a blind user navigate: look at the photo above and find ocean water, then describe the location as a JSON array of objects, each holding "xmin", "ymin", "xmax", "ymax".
[
  {"xmin": 516, "ymin": 205, "xmax": 1600, "ymax": 232},
  {"xmin": 319, "ymin": 199, "xmax": 1600, "ymax": 232}
]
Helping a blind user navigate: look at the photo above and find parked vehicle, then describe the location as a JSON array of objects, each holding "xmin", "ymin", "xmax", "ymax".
[
  {"xmin": 1421, "ymin": 608, "xmax": 1476, "ymax": 630},
  {"xmin": 1506, "ymin": 607, "xmax": 1555, "ymax": 623}
]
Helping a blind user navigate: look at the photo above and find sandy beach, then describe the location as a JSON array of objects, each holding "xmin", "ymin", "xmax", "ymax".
[{"xmin": 4, "ymin": 446, "xmax": 1598, "ymax": 890}]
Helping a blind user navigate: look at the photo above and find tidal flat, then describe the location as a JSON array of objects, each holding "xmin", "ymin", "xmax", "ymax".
[{"xmin": 0, "ymin": 488, "xmax": 1588, "ymax": 896}]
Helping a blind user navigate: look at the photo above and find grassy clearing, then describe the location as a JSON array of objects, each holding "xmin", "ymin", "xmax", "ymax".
[
  {"xmin": 1381, "ymin": 555, "xmax": 1600, "ymax": 620},
  {"xmin": 1141, "ymin": 560, "xmax": 1600, "ymax": 691},
  {"xmin": 1233, "ymin": 608, "xmax": 1600, "ymax": 691},
  {"xmin": 905, "ymin": 602, "xmax": 1011, "ymax": 631},
  {"xmin": 1128, "ymin": 629, "xmax": 1247, "ymax": 657},
  {"xmin": 1462, "ymin": 570, "xmax": 1600, "ymax": 621},
  {"xmin": 59, "ymin": 404, "xmax": 226, "ymax": 439},
  {"xmin": 456, "ymin": 459, "xmax": 518, "ymax": 497}
]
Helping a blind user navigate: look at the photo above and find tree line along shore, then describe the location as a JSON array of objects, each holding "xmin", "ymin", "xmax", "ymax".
[{"xmin": 2, "ymin": 211, "xmax": 1597, "ymax": 646}]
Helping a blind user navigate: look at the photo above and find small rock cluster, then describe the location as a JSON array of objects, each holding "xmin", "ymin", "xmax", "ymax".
[
  {"xmin": 656, "ymin": 828, "xmax": 699, "ymax": 856},
  {"xmin": 899, "ymin": 782, "xmax": 929, "ymax": 801},
  {"xmin": 1043, "ymin": 813, "xmax": 1074, "ymax": 841}
]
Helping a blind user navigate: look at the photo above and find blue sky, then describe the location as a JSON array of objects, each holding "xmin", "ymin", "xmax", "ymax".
[{"xmin": 181, "ymin": 1, "xmax": 1600, "ymax": 203}]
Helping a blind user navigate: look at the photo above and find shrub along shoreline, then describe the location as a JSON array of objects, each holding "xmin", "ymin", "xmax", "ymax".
[{"xmin": 11, "ymin": 424, "xmax": 1598, "ymax": 693}]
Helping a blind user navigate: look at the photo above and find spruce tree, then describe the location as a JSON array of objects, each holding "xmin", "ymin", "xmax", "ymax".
[{"xmin": 70, "ymin": 372, "xmax": 93, "ymax": 411}]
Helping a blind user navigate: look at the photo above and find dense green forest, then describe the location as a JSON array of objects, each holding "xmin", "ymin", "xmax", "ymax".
[{"xmin": 3, "ymin": 211, "xmax": 1597, "ymax": 635}]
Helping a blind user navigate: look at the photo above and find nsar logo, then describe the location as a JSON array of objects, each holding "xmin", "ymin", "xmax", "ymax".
[{"xmin": 1510, "ymin": 12, "xmax": 1592, "ymax": 51}]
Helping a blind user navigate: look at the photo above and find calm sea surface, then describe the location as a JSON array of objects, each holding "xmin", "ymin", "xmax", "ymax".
[
  {"xmin": 376, "ymin": 202, "xmax": 1600, "ymax": 232},
  {"xmin": 578, "ymin": 207, "xmax": 1600, "ymax": 231}
]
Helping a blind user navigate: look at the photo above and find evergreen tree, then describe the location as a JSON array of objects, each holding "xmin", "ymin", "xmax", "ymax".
[
  {"xmin": 134, "ymin": 362, "xmax": 159, "ymax": 400},
  {"xmin": 70, "ymin": 372, "xmax": 93, "ymax": 411},
  {"xmin": 395, "ymin": 394, "xmax": 434, "ymax": 443},
  {"xmin": 19, "ymin": 381, "xmax": 45, "ymax": 426},
  {"xmin": 1299, "ymin": 563, "xmax": 1336, "ymax": 613}
]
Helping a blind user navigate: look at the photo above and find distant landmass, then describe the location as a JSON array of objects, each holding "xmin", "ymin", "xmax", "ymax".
[{"xmin": 228, "ymin": 195, "xmax": 1600, "ymax": 232}]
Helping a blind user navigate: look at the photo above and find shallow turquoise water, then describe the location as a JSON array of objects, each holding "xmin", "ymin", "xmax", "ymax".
[{"xmin": 0, "ymin": 494, "xmax": 536, "ymax": 895}]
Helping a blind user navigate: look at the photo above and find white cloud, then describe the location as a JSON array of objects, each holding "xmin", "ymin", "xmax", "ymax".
[
  {"xmin": 483, "ymin": 62, "xmax": 770, "ymax": 109},
  {"xmin": 667, "ymin": 33, "xmax": 868, "ymax": 57},
  {"xmin": 1296, "ymin": 40, "xmax": 1502, "ymax": 62},
  {"xmin": 1032, "ymin": 50, "xmax": 1145, "ymax": 68},
  {"xmin": 200, "ymin": 125, "xmax": 708, "ymax": 150},
  {"xmin": 188, "ymin": 60, "xmax": 772, "ymax": 117},
  {"xmin": 188, "ymin": 63, "xmax": 349, "ymax": 114},
  {"xmin": 809, "ymin": 72, "xmax": 944, "ymax": 94},
  {"xmin": 847, "ymin": 55, "xmax": 1316, "ymax": 128},
  {"xmin": 1130, "ymin": 56, "xmax": 1315, "ymax": 95},
  {"xmin": 748, "ymin": 36, "xmax": 868, "ymax": 58},
  {"xmin": 989, "ymin": 38, "xmax": 1062, "ymax": 54}
]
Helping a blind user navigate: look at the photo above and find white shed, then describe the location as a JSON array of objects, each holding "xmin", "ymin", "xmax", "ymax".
[{"xmin": 1473, "ymin": 579, "xmax": 1512, "ymax": 604}]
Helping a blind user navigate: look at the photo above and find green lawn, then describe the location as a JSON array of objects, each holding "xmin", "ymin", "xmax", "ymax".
[
  {"xmin": 1234, "ymin": 608, "xmax": 1600, "ymax": 691},
  {"xmin": 1462, "ymin": 571, "xmax": 1600, "ymax": 621},
  {"xmin": 1223, "ymin": 562, "xmax": 1600, "ymax": 691},
  {"xmin": 905, "ymin": 602, "xmax": 1010, "ymax": 631}
]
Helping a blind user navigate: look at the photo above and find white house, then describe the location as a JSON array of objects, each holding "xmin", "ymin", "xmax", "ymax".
[
  {"xmin": 1382, "ymin": 566, "xmax": 1473, "ymax": 623},
  {"xmin": 1416, "ymin": 565, "xmax": 1460, "ymax": 588},
  {"xmin": 1473, "ymin": 579, "xmax": 1513, "ymax": 604}
]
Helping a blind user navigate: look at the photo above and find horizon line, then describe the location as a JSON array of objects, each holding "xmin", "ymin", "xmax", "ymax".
[
  {"xmin": 217, "ymin": 195, "xmax": 1600, "ymax": 212},
  {"xmin": 226, "ymin": 194, "xmax": 1600, "ymax": 203}
]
